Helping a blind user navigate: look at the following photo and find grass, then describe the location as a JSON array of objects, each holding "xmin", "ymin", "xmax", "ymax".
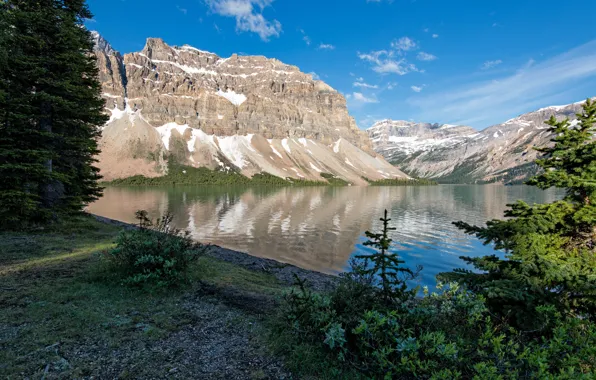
[
  {"xmin": 0, "ymin": 215, "xmax": 287, "ymax": 378},
  {"xmin": 106, "ymin": 163, "xmax": 342, "ymax": 187},
  {"xmin": 361, "ymin": 176, "xmax": 438, "ymax": 186}
]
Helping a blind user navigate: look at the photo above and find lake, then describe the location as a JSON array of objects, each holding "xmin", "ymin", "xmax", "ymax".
[{"xmin": 88, "ymin": 185, "xmax": 563, "ymax": 288}]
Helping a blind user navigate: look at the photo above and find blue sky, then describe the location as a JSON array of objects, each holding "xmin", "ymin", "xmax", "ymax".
[{"xmin": 86, "ymin": 0, "xmax": 596, "ymax": 130}]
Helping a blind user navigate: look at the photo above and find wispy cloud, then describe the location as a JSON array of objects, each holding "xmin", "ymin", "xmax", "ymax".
[
  {"xmin": 318, "ymin": 43, "xmax": 335, "ymax": 50},
  {"xmin": 411, "ymin": 85, "xmax": 424, "ymax": 92},
  {"xmin": 358, "ymin": 36, "xmax": 435, "ymax": 75},
  {"xmin": 417, "ymin": 52, "xmax": 437, "ymax": 61},
  {"xmin": 407, "ymin": 40, "xmax": 596, "ymax": 127},
  {"xmin": 205, "ymin": 0, "xmax": 281, "ymax": 41},
  {"xmin": 358, "ymin": 115, "xmax": 383, "ymax": 129},
  {"xmin": 358, "ymin": 50, "xmax": 421, "ymax": 75},
  {"xmin": 299, "ymin": 29, "xmax": 311, "ymax": 45},
  {"xmin": 176, "ymin": 5, "xmax": 188, "ymax": 14},
  {"xmin": 482, "ymin": 59, "xmax": 502, "ymax": 70},
  {"xmin": 352, "ymin": 92, "xmax": 379, "ymax": 103},
  {"xmin": 391, "ymin": 37, "xmax": 416, "ymax": 52},
  {"xmin": 353, "ymin": 79, "xmax": 379, "ymax": 89},
  {"xmin": 386, "ymin": 82, "xmax": 398, "ymax": 90},
  {"xmin": 432, "ymin": 33, "xmax": 439, "ymax": 38},
  {"xmin": 309, "ymin": 72, "xmax": 320, "ymax": 80}
]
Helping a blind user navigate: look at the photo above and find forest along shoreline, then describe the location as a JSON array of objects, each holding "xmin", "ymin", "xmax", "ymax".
[{"xmin": 93, "ymin": 214, "xmax": 338, "ymax": 292}]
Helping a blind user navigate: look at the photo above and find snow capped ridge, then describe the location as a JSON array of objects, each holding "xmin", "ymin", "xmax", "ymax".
[
  {"xmin": 91, "ymin": 30, "xmax": 116, "ymax": 56},
  {"xmin": 369, "ymin": 98, "xmax": 591, "ymax": 183}
]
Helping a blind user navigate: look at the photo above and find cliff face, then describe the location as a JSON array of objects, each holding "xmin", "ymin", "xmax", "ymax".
[
  {"xmin": 368, "ymin": 101, "xmax": 592, "ymax": 183},
  {"xmin": 93, "ymin": 33, "xmax": 406, "ymax": 184}
]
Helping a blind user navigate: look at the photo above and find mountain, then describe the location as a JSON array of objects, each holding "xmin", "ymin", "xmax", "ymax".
[
  {"xmin": 92, "ymin": 33, "xmax": 405, "ymax": 185},
  {"xmin": 368, "ymin": 100, "xmax": 591, "ymax": 183}
]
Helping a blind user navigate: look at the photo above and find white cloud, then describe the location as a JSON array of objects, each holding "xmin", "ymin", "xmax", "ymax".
[
  {"xmin": 299, "ymin": 29, "xmax": 311, "ymax": 45},
  {"xmin": 205, "ymin": 0, "xmax": 282, "ymax": 41},
  {"xmin": 482, "ymin": 59, "xmax": 502, "ymax": 70},
  {"xmin": 411, "ymin": 85, "xmax": 424, "ymax": 92},
  {"xmin": 176, "ymin": 5, "xmax": 188, "ymax": 14},
  {"xmin": 318, "ymin": 43, "xmax": 335, "ymax": 50},
  {"xmin": 352, "ymin": 92, "xmax": 379, "ymax": 103},
  {"xmin": 345, "ymin": 94, "xmax": 352, "ymax": 99},
  {"xmin": 386, "ymin": 82, "xmax": 397, "ymax": 90},
  {"xmin": 358, "ymin": 37, "xmax": 427, "ymax": 76},
  {"xmin": 423, "ymin": 28, "xmax": 429, "ymax": 33},
  {"xmin": 353, "ymin": 81, "xmax": 379, "ymax": 89},
  {"xmin": 391, "ymin": 37, "xmax": 416, "ymax": 52},
  {"xmin": 432, "ymin": 33, "xmax": 439, "ymax": 38},
  {"xmin": 417, "ymin": 52, "xmax": 437, "ymax": 61},
  {"xmin": 407, "ymin": 39, "xmax": 596, "ymax": 127},
  {"xmin": 358, "ymin": 50, "xmax": 420, "ymax": 75},
  {"xmin": 309, "ymin": 72, "xmax": 320, "ymax": 80}
]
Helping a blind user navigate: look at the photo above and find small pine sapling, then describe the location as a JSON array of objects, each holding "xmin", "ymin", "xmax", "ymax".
[{"xmin": 355, "ymin": 209, "xmax": 420, "ymax": 306}]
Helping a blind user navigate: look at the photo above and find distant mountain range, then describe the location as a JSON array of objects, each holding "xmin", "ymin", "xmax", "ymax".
[
  {"xmin": 368, "ymin": 99, "xmax": 592, "ymax": 184},
  {"xmin": 92, "ymin": 32, "xmax": 407, "ymax": 185}
]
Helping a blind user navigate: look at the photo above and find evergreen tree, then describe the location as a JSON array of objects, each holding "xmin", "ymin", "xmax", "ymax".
[
  {"xmin": 355, "ymin": 209, "xmax": 420, "ymax": 305},
  {"xmin": 441, "ymin": 99, "xmax": 596, "ymax": 329},
  {"xmin": 0, "ymin": 0, "xmax": 107, "ymax": 228}
]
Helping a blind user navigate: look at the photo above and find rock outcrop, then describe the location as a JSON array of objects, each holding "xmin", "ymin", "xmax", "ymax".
[
  {"xmin": 368, "ymin": 100, "xmax": 592, "ymax": 183},
  {"xmin": 93, "ymin": 32, "xmax": 406, "ymax": 184}
]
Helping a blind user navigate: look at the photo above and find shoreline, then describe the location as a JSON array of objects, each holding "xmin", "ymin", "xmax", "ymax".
[{"xmin": 91, "ymin": 213, "xmax": 338, "ymax": 292}]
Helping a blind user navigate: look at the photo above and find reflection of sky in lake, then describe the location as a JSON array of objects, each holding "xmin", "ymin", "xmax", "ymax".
[
  {"xmin": 354, "ymin": 237, "xmax": 500, "ymax": 291},
  {"xmin": 89, "ymin": 184, "xmax": 562, "ymax": 289}
]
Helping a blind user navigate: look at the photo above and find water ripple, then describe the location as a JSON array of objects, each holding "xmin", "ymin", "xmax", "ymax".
[{"xmin": 88, "ymin": 185, "xmax": 563, "ymax": 288}]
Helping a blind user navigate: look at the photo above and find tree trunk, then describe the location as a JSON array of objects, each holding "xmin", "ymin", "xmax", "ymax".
[{"xmin": 39, "ymin": 101, "xmax": 64, "ymax": 209}]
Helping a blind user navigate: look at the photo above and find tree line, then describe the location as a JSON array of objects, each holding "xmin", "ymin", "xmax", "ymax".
[{"xmin": 0, "ymin": 0, "xmax": 106, "ymax": 229}]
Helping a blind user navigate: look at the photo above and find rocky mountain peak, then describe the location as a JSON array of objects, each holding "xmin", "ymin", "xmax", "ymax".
[
  {"xmin": 92, "ymin": 33, "xmax": 401, "ymax": 183},
  {"xmin": 90, "ymin": 30, "xmax": 115, "ymax": 56},
  {"xmin": 369, "ymin": 99, "xmax": 594, "ymax": 183}
]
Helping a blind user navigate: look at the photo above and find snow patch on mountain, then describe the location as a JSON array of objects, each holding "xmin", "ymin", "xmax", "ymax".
[
  {"xmin": 216, "ymin": 89, "xmax": 247, "ymax": 106},
  {"xmin": 156, "ymin": 123, "xmax": 190, "ymax": 150}
]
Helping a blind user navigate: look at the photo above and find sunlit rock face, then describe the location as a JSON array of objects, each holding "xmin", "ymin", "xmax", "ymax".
[
  {"xmin": 369, "ymin": 100, "xmax": 592, "ymax": 183},
  {"xmin": 92, "ymin": 32, "xmax": 405, "ymax": 183}
]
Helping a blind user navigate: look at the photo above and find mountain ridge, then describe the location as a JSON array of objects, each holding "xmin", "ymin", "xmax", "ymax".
[
  {"xmin": 368, "ymin": 99, "xmax": 594, "ymax": 183},
  {"xmin": 92, "ymin": 32, "xmax": 407, "ymax": 185}
]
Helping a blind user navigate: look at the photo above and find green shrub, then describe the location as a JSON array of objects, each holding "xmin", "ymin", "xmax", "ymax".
[
  {"xmin": 363, "ymin": 177, "xmax": 438, "ymax": 186},
  {"xmin": 104, "ymin": 211, "xmax": 207, "ymax": 287},
  {"xmin": 276, "ymin": 281, "xmax": 596, "ymax": 379},
  {"xmin": 273, "ymin": 208, "xmax": 596, "ymax": 378}
]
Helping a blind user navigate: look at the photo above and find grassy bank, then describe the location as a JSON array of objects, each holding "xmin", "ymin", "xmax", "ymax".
[
  {"xmin": 0, "ymin": 216, "xmax": 291, "ymax": 378},
  {"xmin": 106, "ymin": 164, "xmax": 341, "ymax": 187},
  {"xmin": 363, "ymin": 177, "xmax": 438, "ymax": 186},
  {"xmin": 105, "ymin": 164, "xmax": 436, "ymax": 188}
]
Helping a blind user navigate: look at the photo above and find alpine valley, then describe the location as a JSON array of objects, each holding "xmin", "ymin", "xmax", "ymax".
[
  {"xmin": 92, "ymin": 32, "xmax": 407, "ymax": 185},
  {"xmin": 368, "ymin": 99, "xmax": 594, "ymax": 184}
]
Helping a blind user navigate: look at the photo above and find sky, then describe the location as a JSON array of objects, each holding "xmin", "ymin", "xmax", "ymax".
[{"xmin": 85, "ymin": 0, "xmax": 596, "ymax": 130}]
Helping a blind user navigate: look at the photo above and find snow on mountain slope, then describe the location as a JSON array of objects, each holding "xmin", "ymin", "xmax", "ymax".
[
  {"xmin": 93, "ymin": 33, "xmax": 407, "ymax": 184},
  {"xmin": 368, "ymin": 100, "xmax": 593, "ymax": 183},
  {"xmin": 98, "ymin": 100, "xmax": 407, "ymax": 185}
]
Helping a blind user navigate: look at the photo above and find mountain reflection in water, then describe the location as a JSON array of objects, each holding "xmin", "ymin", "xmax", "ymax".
[{"xmin": 88, "ymin": 185, "xmax": 562, "ymax": 288}]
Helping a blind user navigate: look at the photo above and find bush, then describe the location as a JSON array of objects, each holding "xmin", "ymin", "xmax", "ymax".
[
  {"xmin": 277, "ymin": 280, "xmax": 596, "ymax": 379},
  {"xmin": 273, "ymin": 210, "xmax": 596, "ymax": 378},
  {"xmin": 104, "ymin": 211, "xmax": 207, "ymax": 287}
]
